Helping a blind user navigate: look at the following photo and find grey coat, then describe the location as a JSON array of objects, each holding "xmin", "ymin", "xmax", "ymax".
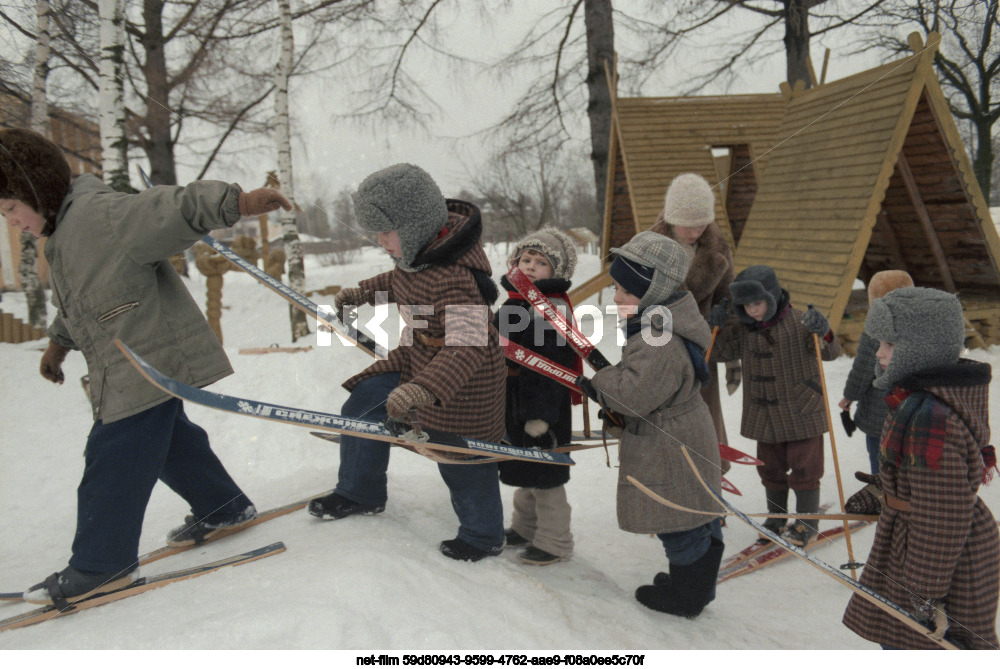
[
  {"xmin": 842, "ymin": 332, "xmax": 889, "ymax": 436},
  {"xmin": 45, "ymin": 174, "xmax": 242, "ymax": 423},
  {"xmin": 590, "ymin": 292, "xmax": 722, "ymax": 534}
]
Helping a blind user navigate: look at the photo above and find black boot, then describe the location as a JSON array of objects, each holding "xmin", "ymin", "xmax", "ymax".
[
  {"xmin": 307, "ymin": 492, "xmax": 384, "ymax": 520},
  {"xmin": 635, "ymin": 537, "xmax": 725, "ymax": 618},
  {"xmin": 784, "ymin": 488, "xmax": 820, "ymax": 547},
  {"xmin": 761, "ymin": 488, "xmax": 789, "ymax": 538}
]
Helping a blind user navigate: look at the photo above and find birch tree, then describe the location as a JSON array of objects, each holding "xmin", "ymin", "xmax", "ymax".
[
  {"xmin": 22, "ymin": 0, "xmax": 51, "ymax": 329},
  {"xmin": 98, "ymin": 0, "xmax": 129, "ymax": 192},
  {"xmin": 276, "ymin": 0, "xmax": 308, "ymax": 340}
]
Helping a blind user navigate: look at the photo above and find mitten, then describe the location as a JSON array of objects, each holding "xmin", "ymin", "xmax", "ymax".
[
  {"xmin": 237, "ymin": 188, "xmax": 292, "ymax": 217},
  {"xmin": 840, "ymin": 409, "xmax": 856, "ymax": 437},
  {"xmin": 801, "ymin": 306, "xmax": 830, "ymax": 335},
  {"xmin": 574, "ymin": 375, "xmax": 600, "ymax": 402},
  {"xmin": 386, "ymin": 383, "xmax": 436, "ymax": 419},
  {"xmin": 706, "ymin": 299, "xmax": 731, "ymax": 329},
  {"xmin": 598, "ymin": 409, "xmax": 624, "ymax": 439},
  {"xmin": 523, "ymin": 419, "xmax": 549, "ymax": 438},
  {"xmin": 845, "ymin": 471, "xmax": 883, "ymax": 514},
  {"xmin": 725, "ymin": 360, "xmax": 741, "ymax": 395},
  {"xmin": 912, "ymin": 597, "xmax": 949, "ymax": 642},
  {"xmin": 334, "ymin": 286, "xmax": 370, "ymax": 314},
  {"xmin": 40, "ymin": 340, "xmax": 70, "ymax": 384}
]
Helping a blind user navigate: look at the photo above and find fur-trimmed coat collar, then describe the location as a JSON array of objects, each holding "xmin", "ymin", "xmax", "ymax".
[{"xmin": 648, "ymin": 218, "xmax": 734, "ymax": 316}]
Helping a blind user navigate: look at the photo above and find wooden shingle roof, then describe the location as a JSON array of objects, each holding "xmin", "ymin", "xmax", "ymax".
[{"xmin": 734, "ymin": 32, "xmax": 1000, "ymax": 335}]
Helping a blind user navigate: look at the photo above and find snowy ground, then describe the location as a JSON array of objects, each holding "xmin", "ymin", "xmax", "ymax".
[{"xmin": 1, "ymin": 243, "xmax": 998, "ymax": 658}]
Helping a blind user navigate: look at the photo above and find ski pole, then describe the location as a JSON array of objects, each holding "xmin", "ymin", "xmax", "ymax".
[{"xmin": 809, "ymin": 305, "xmax": 859, "ymax": 579}]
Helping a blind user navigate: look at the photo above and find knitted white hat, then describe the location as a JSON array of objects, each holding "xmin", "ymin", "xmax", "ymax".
[{"xmin": 662, "ymin": 173, "xmax": 715, "ymax": 228}]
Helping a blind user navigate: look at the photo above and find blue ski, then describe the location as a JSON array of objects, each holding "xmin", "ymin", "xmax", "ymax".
[{"xmin": 116, "ymin": 340, "xmax": 573, "ymax": 466}]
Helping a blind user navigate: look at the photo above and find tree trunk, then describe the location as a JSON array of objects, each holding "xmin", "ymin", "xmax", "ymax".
[
  {"xmin": 974, "ymin": 116, "xmax": 994, "ymax": 205},
  {"xmin": 276, "ymin": 0, "xmax": 309, "ymax": 341},
  {"xmin": 141, "ymin": 0, "xmax": 177, "ymax": 185},
  {"xmin": 24, "ymin": 0, "xmax": 51, "ymax": 329},
  {"xmin": 783, "ymin": 0, "xmax": 812, "ymax": 89},
  {"xmin": 583, "ymin": 0, "xmax": 615, "ymax": 220},
  {"xmin": 100, "ymin": 0, "xmax": 130, "ymax": 192}
]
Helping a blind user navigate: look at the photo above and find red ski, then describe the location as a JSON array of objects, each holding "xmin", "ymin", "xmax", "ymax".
[{"xmin": 506, "ymin": 267, "xmax": 612, "ymax": 371}]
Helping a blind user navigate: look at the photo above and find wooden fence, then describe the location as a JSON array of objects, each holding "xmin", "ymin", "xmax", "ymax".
[{"xmin": 0, "ymin": 310, "xmax": 46, "ymax": 344}]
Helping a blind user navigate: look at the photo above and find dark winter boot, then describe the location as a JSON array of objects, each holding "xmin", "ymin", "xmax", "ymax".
[
  {"xmin": 24, "ymin": 565, "xmax": 138, "ymax": 607},
  {"xmin": 760, "ymin": 488, "xmax": 789, "ymax": 540},
  {"xmin": 307, "ymin": 492, "xmax": 384, "ymax": 521},
  {"xmin": 166, "ymin": 504, "xmax": 258, "ymax": 546},
  {"xmin": 504, "ymin": 528, "xmax": 529, "ymax": 548},
  {"xmin": 635, "ymin": 537, "xmax": 725, "ymax": 618},
  {"xmin": 518, "ymin": 545, "xmax": 564, "ymax": 565},
  {"xmin": 439, "ymin": 538, "xmax": 502, "ymax": 562},
  {"xmin": 784, "ymin": 488, "xmax": 820, "ymax": 547}
]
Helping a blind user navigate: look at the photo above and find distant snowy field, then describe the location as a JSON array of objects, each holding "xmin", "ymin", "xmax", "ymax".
[{"xmin": 1, "ymin": 242, "xmax": 998, "ymax": 657}]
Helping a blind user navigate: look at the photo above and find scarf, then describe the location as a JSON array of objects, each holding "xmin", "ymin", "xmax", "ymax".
[{"xmin": 881, "ymin": 388, "xmax": 947, "ymax": 471}]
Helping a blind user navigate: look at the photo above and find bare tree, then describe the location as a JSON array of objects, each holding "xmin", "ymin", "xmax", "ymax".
[
  {"xmin": 99, "ymin": 0, "xmax": 129, "ymax": 192},
  {"xmin": 275, "ymin": 0, "xmax": 308, "ymax": 340},
  {"xmin": 22, "ymin": 0, "xmax": 51, "ymax": 329},
  {"xmin": 868, "ymin": 0, "xmax": 1000, "ymax": 204}
]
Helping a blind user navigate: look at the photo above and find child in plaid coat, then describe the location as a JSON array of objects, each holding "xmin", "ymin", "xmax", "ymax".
[{"xmin": 842, "ymin": 287, "xmax": 999, "ymax": 649}]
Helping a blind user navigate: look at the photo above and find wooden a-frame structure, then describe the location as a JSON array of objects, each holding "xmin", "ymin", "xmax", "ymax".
[
  {"xmin": 571, "ymin": 91, "xmax": 786, "ymax": 303},
  {"xmin": 734, "ymin": 32, "xmax": 1000, "ymax": 349}
]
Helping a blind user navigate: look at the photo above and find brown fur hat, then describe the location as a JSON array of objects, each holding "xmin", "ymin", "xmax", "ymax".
[
  {"xmin": 0, "ymin": 128, "xmax": 72, "ymax": 235},
  {"xmin": 867, "ymin": 270, "xmax": 914, "ymax": 304}
]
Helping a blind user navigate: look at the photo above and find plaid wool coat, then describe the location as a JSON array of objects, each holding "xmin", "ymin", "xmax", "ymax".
[
  {"xmin": 343, "ymin": 201, "xmax": 506, "ymax": 442},
  {"xmin": 842, "ymin": 361, "xmax": 999, "ymax": 649},
  {"xmin": 709, "ymin": 297, "xmax": 841, "ymax": 443},
  {"xmin": 842, "ymin": 332, "xmax": 890, "ymax": 436}
]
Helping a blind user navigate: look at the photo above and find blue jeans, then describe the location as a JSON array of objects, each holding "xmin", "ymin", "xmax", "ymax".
[
  {"xmin": 71, "ymin": 398, "xmax": 252, "ymax": 573},
  {"xmin": 865, "ymin": 433, "xmax": 881, "ymax": 475},
  {"xmin": 657, "ymin": 519, "xmax": 724, "ymax": 599},
  {"xmin": 334, "ymin": 373, "xmax": 504, "ymax": 553}
]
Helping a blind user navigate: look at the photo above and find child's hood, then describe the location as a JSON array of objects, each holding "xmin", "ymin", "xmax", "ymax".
[
  {"xmin": 898, "ymin": 359, "xmax": 992, "ymax": 447},
  {"xmin": 628, "ymin": 291, "xmax": 711, "ymax": 350}
]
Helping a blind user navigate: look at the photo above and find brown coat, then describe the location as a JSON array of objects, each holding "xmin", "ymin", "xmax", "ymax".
[
  {"xmin": 344, "ymin": 203, "xmax": 506, "ymax": 442},
  {"xmin": 710, "ymin": 300, "xmax": 841, "ymax": 443},
  {"xmin": 650, "ymin": 217, "xmax": 734, "ymax": 448},
  {"xmin": 590, "ymin": 292, "xmax": 722, "ymax": 534},
  {"xmin": 843, "ymin": 361, "xmax": 999, "ymax": 649}
]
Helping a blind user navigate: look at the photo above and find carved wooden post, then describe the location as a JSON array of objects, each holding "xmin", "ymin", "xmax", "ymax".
[
  {"xmin": 231, "ymin": 235, "xmax": 261, "ymax": 268},
  {"xmin": 194, "ymin": 242, "xmax": 230, "ymax": 343}
]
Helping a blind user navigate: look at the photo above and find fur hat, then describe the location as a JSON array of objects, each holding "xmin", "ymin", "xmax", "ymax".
[
  {"xmin": 867, "ymin": 269, "xmax": 914, "ymax": 304},
  {"xmin": 352, "ymin": 163, "xmax": 448, "ymax": 270},
  {"xmin": 662, "ymin": 173, "xmax": 715, "ymax": 228},
  {"xmin": 508, "ymin": 227, "xmax": 577, "ymax": 280},
  {"xmin": 610, "ymin": 230, "xmax": 690, "ymax": 312},
  {"xmin": 0, "ymin": 128, "xmax": 72, "ymax": 235},
  {"xmin": 729, "ymin": 265, "xmax": 783, "ymax": 324},
  {"xmin": 865, "ymin": 287, "xmax": 965, "ymax": 390}
]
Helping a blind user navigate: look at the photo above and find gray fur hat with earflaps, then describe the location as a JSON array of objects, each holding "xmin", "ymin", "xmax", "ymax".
[
  {"xmin": 0, "ymin": 128, "xmax": 72, "ymax": 236},
  {"xmin": 352, "ymin": 163, "xmax": 448, "ymax": 270},
  {"xmin": 610, "ymin": 230, "xmax": 690, "ymax": 312},
  {"xmin": 729, "ymin": 265, "xmax": 784, "ymax": 324},
  {"xmin": 507, "ymin": 227, "xmax": 578, "ymax": 280},
  {"xmin": 865, "ymin": 286, "xmax": 965, "ymax": 390}
]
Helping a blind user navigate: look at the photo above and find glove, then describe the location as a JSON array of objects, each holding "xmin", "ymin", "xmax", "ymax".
[
  {"xmin": 840, "ymin": 409, "xmax": 856, "ymax": 437},
  {"xmin": 385, "ymin": 383, "xmax": 436, "ymax": 420},
  {"xmin": 334, "ymin": 286, "xmax": 370, "ymax": 315},
  {"xmin": 574, "ymin": 375, "xmax": 600, "ymax": 402},
  {"xmin": 725, "ymin": 360, "xmax": 741, "ymax": 395},
  {"xmin": 845, "ymin": 471, "xmax": 883, "ymax": 515},
  {"xmin": 706, "ymin": 299, "xmax": 731, "ymax": 329},
  {"xmin": 237, "ymin": 188, "xmax": 292, "ymax": 217},
  {"xmin": 801, "ymin": 306, "xmax": 830, "ymax": 335},
  {"xmin": 523, "ymin": 419, "xmax": 549, "ymax": 438},
  {"xmin": 912, "ymin": 597, "xmax": 949, "ymax": 642},
  {"xmin": 598, "ymin": 409, "xmax": 624, "ymax": 439},
  {"xmin": 40, "ymin": 341, "xmax": 70, "ymax": 384}
]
